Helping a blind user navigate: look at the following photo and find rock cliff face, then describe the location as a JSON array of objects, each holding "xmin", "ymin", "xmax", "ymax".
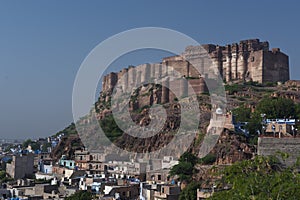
[
  {"xmin": 53, "ymin": 79, "xmax": 300, "ymax": 166},
  {"xmin": 190, "ymin": 129, "xmax": 255, "ymax": 185},
  {"xmin": 212, "ymin": 130, "xmax": 255, "ymax": 165},
  {"xmin": 93, "ymin": 81, "xmax": 211, "ymax": 159},
  {"xmin": 50, "ymin": 135, "xmax": 83, "ymax": 161}
]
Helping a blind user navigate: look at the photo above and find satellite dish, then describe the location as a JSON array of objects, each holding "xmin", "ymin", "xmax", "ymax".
[{"xmin": 216, "ymin": 107, "xmax": 223, "ymax": 115}]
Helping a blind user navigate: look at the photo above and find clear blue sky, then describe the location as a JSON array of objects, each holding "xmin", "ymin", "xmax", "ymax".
[{"xmin": 1, "ymin": 1, "xmax": 300, "ymax": 139}]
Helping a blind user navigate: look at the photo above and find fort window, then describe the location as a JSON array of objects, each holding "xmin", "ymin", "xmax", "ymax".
[
  {"xmin": 251, "ymin": 57, "xmax": 255, "ymax": 62},
  {"xmin": 246, "ymin": 71, "xmax": 250, "ymax": 77}
]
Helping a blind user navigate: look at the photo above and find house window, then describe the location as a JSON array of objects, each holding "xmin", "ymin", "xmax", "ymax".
[
  {"xmin": 151, "ymin": 175, "xmax": 155, "ymax": 180},
  {"xmin": 158, "ymin": 175, "xmax": 162, "ymax": 181}
]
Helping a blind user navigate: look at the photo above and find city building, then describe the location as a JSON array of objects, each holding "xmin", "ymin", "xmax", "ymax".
[
  {"xmin": 59, "ymin": 155, "xmax": 76, "ymax": 169},
  {"xmin": 6, "ymin": 153, "xmax": 34, "ymax": 179}
]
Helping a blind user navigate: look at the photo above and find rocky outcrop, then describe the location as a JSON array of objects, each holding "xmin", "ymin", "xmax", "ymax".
[
  {"xmin": 50, "ymin": 135, "xmax": 83, "ymax": 161},
  {"xmin": 212, "ymin": 130, "xmax": 255, "ymax": 165}
]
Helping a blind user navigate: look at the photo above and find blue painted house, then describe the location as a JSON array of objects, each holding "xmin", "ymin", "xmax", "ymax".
[{"xmin": 59, "ymin": 155, "xmax": 75, "ymax": 169}]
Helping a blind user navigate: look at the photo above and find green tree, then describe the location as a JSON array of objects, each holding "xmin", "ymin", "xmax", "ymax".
[
  {"xmin": 255, "ymin": 97, "xmax": 295, "ymax": 119},
  {"xmin": 41, "ymin": 142, "xmax": 52, "ymax": 152},
  {"xmin": 0, "ymin": 171, "xmax": 6, "ymax": 180},
  {"xmin": 66, "ymin": 191, "xmax": 93, "ymax": 200},
  {"xmin": 179, "ymin": 182, "xmax": 200, "ymax": 200},
  {"xmin": 232, "ymin": 105, "xmax": 251, "ymax": 122},
  {"xmin": 199, "ymin": 153, "xmax": 217, "ymax": 165},
  {"xmin": 170, "ymin": 161, "xmax": 194, "ymax": 181},
  {"xmin": 170, "ymin": 152, "xmax": 199, "ymax": 181},
  {"xmin": 22, "ymin": 139, "xmax": 40, "ymax": 151},
  {"xmin": 211, "ymin": 155, "xmax": 300, "ymax": 200},
  {"xmin": 99, "ymin": 115, "xmax": 123, "ymax": 142},
  {"xmin": 245, "ymin": 97, "xmax": 297, "ymax": 136},
  {"xmin": 54, "ymin": 122, "xmax": 77, "ymax": 137},
  {"xmin": 178, "ymin": 152, "xmax": 199, "ymax": 166},
  {"xmin": 225, "ymin": 84, "xmax": 243, "ymax": 95},
  {"xmin": 22, "ymin": 139, "xmax": 33, "ymax": 148},
  {"xmin": 0, "ymin": 170, "xmax": 12, "ymax": 183}
]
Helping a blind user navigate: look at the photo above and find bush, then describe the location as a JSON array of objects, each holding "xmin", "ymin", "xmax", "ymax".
[
  {"xmin": 170, "ymin": 152, "xmax": 199, "ymax": 181},
  {"xmin": 199, "ymin": 153, "xmax": 216, "ymax": 165},
  {"xmin": 212, "ymin": 155, "xmax": 300, "ymax": 200},
  {"xmin": 179, "ymin": 182, "xmax": 201, "ymax": 200},
  {"xmin": 264, "ymin": 81, "xmax": 276, "ymax": 87},
  {"xmin": 225, "ymin": 84, "xmax": 243, "ymax": 95},
  {"xmin": 99, "ymin": 115, "xmax": 123, "ymax": 142},
  {"xmin": 170, "ymin": 161, "xmax": 194, "ymax": 181},
  {"xmin": 232, "ymin": 105, "xmax": 251, "ymax": 122},
  {"xmin": 66, "ymin": 191, "xmax": 93, "ymax": 200}
]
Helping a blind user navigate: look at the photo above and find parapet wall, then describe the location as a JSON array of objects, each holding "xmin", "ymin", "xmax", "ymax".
[
  {"xmin": 257, "ymin": 137, "xmax": 300, "ymax": 166},
  {"xmin": 101, "ymin": 39, "xmax": 289, "ymax": 96}
]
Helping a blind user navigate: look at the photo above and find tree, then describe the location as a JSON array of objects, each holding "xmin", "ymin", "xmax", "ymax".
[
  {"xmin": 225, "ymin": 84, "xmax": 243, "ymax": 95},
  {"xmin": 170, "ymin": 161, "xmax": 194, "ymax": 181},
  {"xmin": 199, "ymin": 153, "xmax": 217, "ymax": 165},
  {"xmin": 170, "ymin": 152, "xmax": 199, "ymax": 181},
  {"xmin": 66, "ymin": 191, "xmax": 93, "ymax": 200},
  {"xmin": 0, "ymin": 171, "xmax": 6, "ymax": 180},
  {"xmin": 22, "ymin": 139, "xmax": 33, "ymax": 148},
  {"xmin": 255, "ymin": 97, "xmax": 295, "ymax": 119},
  {"xmin": 22, "ymin": 139, "xmax": 40, "ymax": 151},
  {"xmin": 245, "ymin": 97, "xmax": 297, "ymax": 136},
  {"xmin": 99, "ymin": 115, "xmax": 123, "ymax": 142},
  {"xmin": 178, "ymin": 152, "xmax": 199, "ymax": 166},
  {"xmin": 211, "ymin": 155, "xmax": 300, "ymax": 200},
  {"xmin": 232, "ymin": 105, "xmax": 251, "ymax": 122},
  {"xmin": 41, "ymin": 142, "xmax": 51, "ymax": 152},
  {"xmin": 179, "ymin": 182, "xmax": 200, "ymax": 200}
]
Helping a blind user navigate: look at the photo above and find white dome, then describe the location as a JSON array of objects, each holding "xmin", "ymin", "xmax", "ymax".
[{"xmin": 216, "ymin": 108, "xmax": 223, "ymax": 115}]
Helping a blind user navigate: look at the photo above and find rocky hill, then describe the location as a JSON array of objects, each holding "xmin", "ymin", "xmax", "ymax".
[
  {"xmin": 51, "ymin": 77, "xmax": 300, "ymax": 165},
  {"xmin": 50, "ymin": 133, "xmax": 83, "ymax": 161}
]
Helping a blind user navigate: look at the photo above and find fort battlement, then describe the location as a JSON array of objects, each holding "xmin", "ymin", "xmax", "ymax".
[
  {"xmin": 181, "ymin": 39, "xmax": 289, "ymax": 83},
  {"xmin": 101, "ymin": 39, "xmax": 289, "ymax": 101}
]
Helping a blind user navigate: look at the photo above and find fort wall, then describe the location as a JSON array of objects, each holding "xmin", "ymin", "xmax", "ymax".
[
  {"xmin": 257, "ymin": 137, "xmax": 300, "ymax": 166},
  {"xmin": 101, "ymin": 39, "xmax": 289, "ymax": 104},
  {"xmin": 263, "ymin": 49, "xmax": 289, "ymax": 83}
]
